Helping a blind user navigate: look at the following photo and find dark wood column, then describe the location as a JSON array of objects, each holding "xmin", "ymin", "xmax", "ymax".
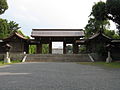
[
  {"xmin": 49, "ymin": 42, "xmax": 52, "ymax": 54},
  {"xmin": 73, "ymin": 43, "xmax": 79, "ymax": 54},
  {"xmin": 63, "ymin": 41, "xmax": 66, "ymax": 54},
  {"xmin": 36, "ymin": 43, "xmax": 42, "ymax": 54},
  {"xmin": 24, "ymin": 44, "xmax": 29, "ymax": 54}
]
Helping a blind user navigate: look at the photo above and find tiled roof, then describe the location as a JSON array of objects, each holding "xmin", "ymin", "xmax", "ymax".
[
  {"xmin": 4, "ymin": 32, "xmax": 28, "ymax": 40},
  {"xmin": 31, "ymin": 29, "xmax": 85, "ymax": 37},
  {"xmin": 15, "ymin": 32, "xmax": 27, "ymax": 40},
  {"xmin": 89, "ymin": 32, "xmax": 111, "ymax": 39}
]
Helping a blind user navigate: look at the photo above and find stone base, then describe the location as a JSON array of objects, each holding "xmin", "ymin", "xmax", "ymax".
[
  {"xmin": 26, "ymin": 54, "xmax": 91, "ymax": 62},
  {"xmin": 106, "ymin": 57, "xmax": 112, "ymax": 63},
  {"xmin": 4, "ymin": 57, "xmax": 11, "ymax": 63}
]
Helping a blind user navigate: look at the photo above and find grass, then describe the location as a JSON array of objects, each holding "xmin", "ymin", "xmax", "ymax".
[
  {"xmin": 0, "ymin": 60, "xmax": 21, "ymax": 66},
  {"xmin": 78, "ymin": 62, "xmax": 120, "ymax": 68}
]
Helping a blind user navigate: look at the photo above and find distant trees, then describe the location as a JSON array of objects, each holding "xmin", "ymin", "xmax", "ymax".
[
  {"xmin": 42, "ymin": 44, "xmax": 49, "ymax": 54},
  {"xmin": 29, "ymin": 45, "xmax": 36, "ymax": 54},
  {"xmin": 0, "ymin": 0, "xmax": 8, "ymax": 15}
]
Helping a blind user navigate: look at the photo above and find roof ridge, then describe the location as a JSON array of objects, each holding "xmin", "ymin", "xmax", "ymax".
[{"xmin": 32, "ymin": 29, "xmax": 83, "ymax": 31}]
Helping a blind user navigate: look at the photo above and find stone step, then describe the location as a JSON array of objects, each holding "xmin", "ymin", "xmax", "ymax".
[{"xmin": 26, "ymin": 54, "xmax": 91, "ymax": 62}]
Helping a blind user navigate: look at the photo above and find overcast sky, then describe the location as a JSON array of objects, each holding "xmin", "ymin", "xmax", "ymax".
[{"xmin": 1, "ymin": 0, "xmax": 116, "ymax": 37}]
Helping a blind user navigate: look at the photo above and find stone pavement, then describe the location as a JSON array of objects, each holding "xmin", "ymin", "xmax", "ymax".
[{"xmin": 0, "ymin": 62, "xmax": 120, "ymax": 90}]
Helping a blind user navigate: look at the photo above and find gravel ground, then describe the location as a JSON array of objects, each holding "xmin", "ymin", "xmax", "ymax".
[{"xmin": 0, "ymin": 62, "xmax": 120, "ymax": 90}]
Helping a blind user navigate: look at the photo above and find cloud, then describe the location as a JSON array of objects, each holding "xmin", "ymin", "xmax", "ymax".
[{"xmin": 1, "ymin": 0, "xmax": 108, "ymax": 36}]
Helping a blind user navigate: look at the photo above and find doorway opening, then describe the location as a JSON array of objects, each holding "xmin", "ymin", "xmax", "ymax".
[
  {"xmin": 42, "ymin": 44, "xmax": 49, "ymax": 54},
  {"xmin": 52, "ymin": 42, "xmax": 63, "ymax": 54},
  {"xmin": 66, "ymin": 44, "xmax": 73, "ymax": 54}
]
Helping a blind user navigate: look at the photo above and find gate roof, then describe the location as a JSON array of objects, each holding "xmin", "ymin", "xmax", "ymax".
[{"xmin": 31, "ymin": 29, "xmax": 84, "ymax": 37}]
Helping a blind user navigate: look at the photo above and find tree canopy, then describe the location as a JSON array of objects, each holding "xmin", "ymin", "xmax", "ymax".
[
  {"xmin": 0, "ymin": 18, "xmax": 8, "ymax": 38},
  {"xmin": 85, "ymin": 18, "xmax": 110, "ymax": 38},
  {"xmin": 106, "ymin": 0, "xmax": 120, "ymax": 33},
  {"xmin": 91, "ymin": 1, "xmax": 107, "ymax": 22},
  {"xmin": 85, "ymin": 0, "xmax": 120, "ymax": 39},
  {"xmin": 0, "ymin": 0, "xmax": 8, "ymax": 15},
  {"xmin": 85, "ymin": 1, "xmax": 110, "ymax": 38},
  {"xmin": 0, "ymin": 18, "xmax": 21, "ymax": 39},
  {"xmin": 7, "ymin": 21, "xmax": 21, "ymax": 33}
]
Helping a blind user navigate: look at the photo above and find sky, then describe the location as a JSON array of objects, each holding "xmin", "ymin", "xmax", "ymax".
[{"xmin": 1, "ymin": 0, "xmax": 116, "ymax": 38}]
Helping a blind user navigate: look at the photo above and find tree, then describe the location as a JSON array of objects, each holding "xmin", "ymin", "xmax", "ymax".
[
  {"xmin": 7, "ymin": 21, "xmax": 21, "ymax": 34},
  {"xmin": 0, "ymin": 0, "xmax": 8, "ymax": 15},
  {"xmin": 0, "ymin": 18, "xmax": 8, "ymax": 38},
  {"xmin": 85, "ymin": 18, "xmax": 110, "ymax": 38},
  {"xmin": 106, "ymin": 0, "xmax": 120, "ymax": 34},
  {"xmin": 91, "ymin": 1, "xmax": 107, "ymax": 26},
  {"xmin": 104, "ymin": 29, "xmax": 120, "ymax": 39},
  {"xmin": 0, "ymin": 19, "xmax": 21, "ymax": 39},
  {"xmin": 85, "ymin": 1, "xmax": 110, "ymax": 38}
]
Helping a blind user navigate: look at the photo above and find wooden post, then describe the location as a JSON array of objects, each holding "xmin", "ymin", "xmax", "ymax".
[
  {"xmin": 36, "ymin": 43, "xmax": 42, "ymax": 54},
  {"xmin": 73, "ymin": 43, "xmax": 78, "ymax": 54},
  {"xmin": 49, "ymin": 42, "xmax": 52, "ymax": 54},
  {"xmin": 24, "ymin": 44, "xmax": 29, "ymax": 54},
  {"xmin": 63, "ymin": 42, "xmax": 66, "ymax": 54}
]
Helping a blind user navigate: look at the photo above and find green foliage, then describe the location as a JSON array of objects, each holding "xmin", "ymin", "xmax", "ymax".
[
  {"xmin": 0, "ymin": 18, "xmax": 21, "ymax": 39},
  {"xmin": 0, "ymin": 18, "xmax": 8, "ymax": 38},
  {"xmin": 17, "ymin": 30, "xmax": 30, "ymax": 39},
  {"xmin": 90, "ymin": 0, "xmax": 120, "ymax": 34},
  {"xmin": 29, "ymin": 45, "xmax": 36, "ymax": 54},
  {"xmin": 85, "ymin": 1, "xmax": 120, "ymax": 39},
  {"xmin": 104, "ymin": 30, "xmax": 120, "ymax": 39},
  {"xmin": 7, "ymin": 21, "xmax": 21, "ymax": 34},
  {"xmin": 79, "ymin": 45, "xmax": 86, "ymax": 53},
  {"xmin": 17, "ymin": 30, "xmax": 25, "ymax": 36},
  {"xmin": 91, "ymin": 1, "xmax": 107, "ymax": 21},
  {"xmin": 42, "ymin": 44, "xmax": 49, "ymax": 54},
  {"xmin": 29, "ymin": 44, "xmax": 49, "ymax": 54},
  {"xmin": 11, "ymin": 60, "xmax": 21, "ymax": 63},
  {"xmin": 79, "ymin": 62, "xmax": 120, "ymax": 68},
  {"xmin": 0, "ymin": 0, "xmax": 8, "ymax": 15},
  {"xmin": 85, "ymin": 18, "xmax": 110, "ymax": 38},
  {"xmin": 85, "ymin": 18, "xmax": 98, "ymax": 38},
  {"xmin": 106, "ymin": 0, "xmax": 120, "ymax": 33},
  {"xmin": 85, "ymin": 1, "xmax": 110, "ymax": 38}
]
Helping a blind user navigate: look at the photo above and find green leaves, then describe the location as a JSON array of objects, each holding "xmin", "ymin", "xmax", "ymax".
[
  {"xmin": 0, "ymin": 18, "xmax": 8, "ymax": 38},
  {"xmin": 91, "ymin": 1, "xmax": 107, "ymax": 21},
  {"xmin": 85, "ymin": 0, "xmax": 120, "ymax": 38},
  {"xmin": 0, "ymin": 0, "xmax": 8, "ymax": 15},
  {"xmin": 106, "ymin": 0, "xmax": 120, "ymax": 33},
  {"xmin": 7, "ymin": 21, "xmax": 21, "ymax": 33},
  {"xmin": 0, "ymin": 18, "xmax": 21, "ymax": 39}
]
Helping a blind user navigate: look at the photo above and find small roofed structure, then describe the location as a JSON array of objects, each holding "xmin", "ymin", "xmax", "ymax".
[
  {"xmin": 30, "ymin": 29, "xmax": 85, "ymax": 54},
  {"xmin": 76, "ymin": 32, "xmax": 112, "ymax": 61},
  {"xmin": 3, "ymin": 32, "xmax": 29, "ymax": 53},
  {"xmin": 86, "ymin": 32, "xmax": 111, "ymax": 52}
]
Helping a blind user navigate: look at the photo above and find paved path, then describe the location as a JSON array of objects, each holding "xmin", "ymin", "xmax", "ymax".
[{"xmin": 0, "ymin": 62, "xmax": 120, "ymax": 90}]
